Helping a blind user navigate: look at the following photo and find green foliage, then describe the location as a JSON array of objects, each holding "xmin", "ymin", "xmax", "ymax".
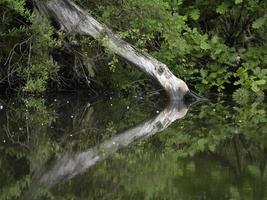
[
  {"xmin": 252, "ymin": 17, "xmax": 266, "ymax": 29},
  {"xmin": 89, "ymin": 0, "xmax": 267, "ymax": 95},
  {"xmin": 234, "ymin": 46, "xmax": 267, "ymax": 95},
  {"xmin": 0, "ymin": 0, "xmax": 60, "ymax": 93},
  {"xmin": 216, "ymin": 2, "xmax": 229, "ymax": 14},
  {"xmin": 0, "ymin": 0, "xmax": 267, "ymax": 96},
  {"xmin": 1, "ymin": 95, "xmax": 266, "ymax": 199},
  {"xmin": 0, "ymin": 176, "xmax": 30, "ymax": 200}
]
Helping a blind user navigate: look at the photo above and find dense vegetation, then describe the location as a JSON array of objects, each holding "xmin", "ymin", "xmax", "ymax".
[
  {"xmin": 0, "ymin": 0, "xmax": 266, "ymax": 97},
  {"xmin": 0, "ymin": 94, "xmax": 266, "ymax": 199},
  {"xmin": 1, "ymin": 1, "xmax": 267, "ymax": 199}
]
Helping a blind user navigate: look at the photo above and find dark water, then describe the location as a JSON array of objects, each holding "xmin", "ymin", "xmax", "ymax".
[{"xmin": 0, "ymin": 92, "xmax": 266, "ymax": 200}]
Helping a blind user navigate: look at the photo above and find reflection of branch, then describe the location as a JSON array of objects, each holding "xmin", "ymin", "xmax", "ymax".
[
  {"xmin": 4, "ymin": 112, "xmax": 30, "ymax": 150},
  {"xmin": 34, "ymin": 100, "xmax": 189, "ymax": 188}
]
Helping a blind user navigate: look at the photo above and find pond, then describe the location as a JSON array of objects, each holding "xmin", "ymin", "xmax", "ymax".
[{"xmin": 0, "ymin": 92, "xmax": 266, "ymax": 200}]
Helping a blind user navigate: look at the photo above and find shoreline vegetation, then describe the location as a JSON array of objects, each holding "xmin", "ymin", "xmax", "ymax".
[{"xmin": 0, "ymin": 0, "xmax": 266, "ymax": 101}]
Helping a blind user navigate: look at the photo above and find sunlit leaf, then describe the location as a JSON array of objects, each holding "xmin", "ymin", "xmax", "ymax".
[
  {"xmin": 190, "ymin": 9, "xmax": 200, "ymax": 21},
  {"xmin": 216, "ymin": 3, "xmax": 229, "ymax": 14},
  {"xmin": 252, "ymin": 17, "xmax": 266, "ymax": 29},
  {"xmin": 235, "ymin": 0, "xmax": 243, "ymax": 4}
]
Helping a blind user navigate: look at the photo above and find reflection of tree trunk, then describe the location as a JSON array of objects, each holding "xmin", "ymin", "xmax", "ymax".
[
  {"xmin": 34, "ymin": 0, "xmax": 190, "ymax": 100},
  {"xmin": 33, "ymin": 100, "xmax": 189, "ymax": 188}
]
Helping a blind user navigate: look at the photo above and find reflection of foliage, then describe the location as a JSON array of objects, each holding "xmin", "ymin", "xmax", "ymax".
[
  {"xmin": 0, "ymin": 97, "xmax": 58, "ymax": 200},
  {"xmin": 0, "ymin": 95, "xmax": 157, "ymax": 199},
  {"xmin": 1, "ymin": 97, "xmax": 57, "ymax": 161},
  {"xmin": 0, "ymin": 95, "xmax": 266, "ymax": 199},
  {"xmin": 51, "ymin": 97, "xmax": 267, "ymax": 200},
  {"xmin": 0, "ymin": 176, "xmax": 30, "ymax": 200}
]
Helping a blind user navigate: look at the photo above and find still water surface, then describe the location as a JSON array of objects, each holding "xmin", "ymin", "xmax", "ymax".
[{"xmin": 0, "ymin": 93, "xmax": 266, "ymax": 199}]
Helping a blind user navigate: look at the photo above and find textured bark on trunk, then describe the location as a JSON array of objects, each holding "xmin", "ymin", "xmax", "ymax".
[{"xmin": 34, "ymin": 0, "xmax": 190, "ymax": 100}]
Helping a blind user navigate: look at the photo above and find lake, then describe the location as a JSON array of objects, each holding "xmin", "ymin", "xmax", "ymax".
[{"xmin": 0, "ymin": 92, "xmax": 266, "ymax": 199}]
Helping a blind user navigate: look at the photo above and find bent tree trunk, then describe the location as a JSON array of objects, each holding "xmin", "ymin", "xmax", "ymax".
[{"xmin": 34, "ymin": 0, "xmax": 190, "ymax": 100}]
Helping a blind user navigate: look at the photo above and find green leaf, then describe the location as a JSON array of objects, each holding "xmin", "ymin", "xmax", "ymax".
[
  {"xmin": 209, "ymin": 144, "xmax": 216, "ymax": 152},
  {"xmin": 190, "ymin": 9, "xmax": 200, "ymax": 21},
  {"xmin": 235, "ymin": 0, "xmax": 243, "ymax": 4},
  {"xmin": 197, "ymin": 138, "xmax": 207, "ymax": 151},
  {"xmin": 202, "ymin": 79, "xmax": 209, "ymax": 84},
  {"xmin": 251, "ymin": 79, "xmax": 266, "ymax": 92},
  {"xmin": 252, "ymin": 17, "xmax": 266, "ymax": 29},
  {"xmin": 200, "ymin": 41, "xmax": 210, "ymax": 50},
  {"xmin": 200, "ymin": 69, "xmax": 207, "ymax": 77},
  {"xmin": 251, "ymin": 82, "xmax": 260, "ymax": 92},
  {"xmin": 216, "ymin": 3, "xmax": 229, "ymax": 14},
  {"xmin": 255, "ymin": 79, "xmax": 266, "ymax": 85},
  {"xmin": 211, "ymin": 35, "xmax": 219, "ymax": 43}
]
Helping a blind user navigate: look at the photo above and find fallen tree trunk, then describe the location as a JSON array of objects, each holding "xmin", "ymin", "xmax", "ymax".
[{"xmin": 34, "ymin": 0, "xmax": 193, "ymax": 100}]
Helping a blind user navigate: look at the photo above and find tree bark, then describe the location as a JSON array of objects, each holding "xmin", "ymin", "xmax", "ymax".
[{"xmin": 34, "ymin": 0, "xmax": 190, "ymax": 100}]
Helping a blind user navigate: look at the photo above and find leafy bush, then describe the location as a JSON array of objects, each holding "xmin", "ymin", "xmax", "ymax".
[
  {"xmin": 0, "ymin": 0, "xmax": 266, "ymax": 97},
  {"xmin": 91, "ymin": 0, "xmax": 266, "ymax": 96},
  {"xmin": 0, "ymin": 0, "xmax": 59, "ymax": 93}
]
